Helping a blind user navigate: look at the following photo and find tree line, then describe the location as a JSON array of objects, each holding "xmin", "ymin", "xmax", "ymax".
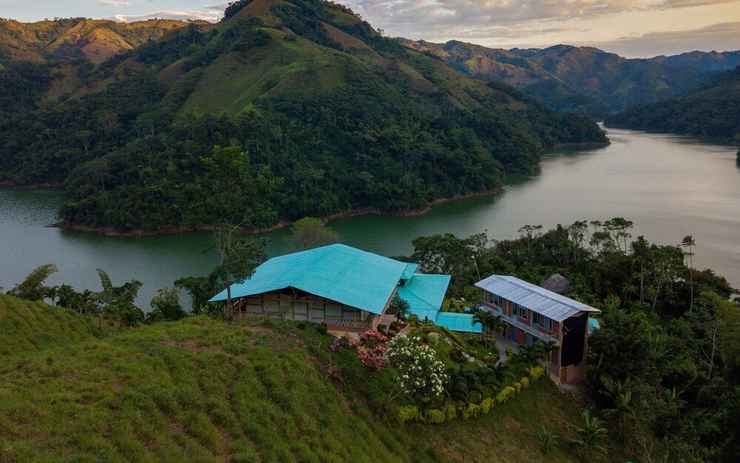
[{"xmin": 409, "ymin": 218, "xmax": 739, "ymax": 461}]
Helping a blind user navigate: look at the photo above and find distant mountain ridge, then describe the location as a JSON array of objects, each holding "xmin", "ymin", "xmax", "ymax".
[
  {"xmin": 606, "ymin": 66, "xmax": 740, "ymax": 141},
  {"xmin": 0, "ymin": 17, "xmax": 206, "ymax": 63},
  {"xmin": 401, "ymin": 39, "xmax": 740, "ymax": 115}
]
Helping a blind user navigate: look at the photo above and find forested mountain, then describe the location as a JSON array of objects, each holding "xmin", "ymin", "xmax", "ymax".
[
  {"xmin": 0, "ymin": 0, "xmax": 605, "ymax": 232},
  {"xmin": 0, "ymin": 17, "xmax": 201, "ymax": 63},
  {"xmin": 402, "ymin": 40, "xmax": 740, "ymax": 115},
  {"xmin": 606, "ymin": 67, "xmax": 740, "ymax": 140}
]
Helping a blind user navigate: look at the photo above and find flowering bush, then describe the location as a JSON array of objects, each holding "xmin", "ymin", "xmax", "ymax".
[
  {"xmin": 360, "ymin": 329, "xmax": 388, "ymax": 348},
  {"xmin": 356, "ymin": 329, "xmax": 389, "ymax": 369},
  {"xmin": 386, "ymin": 335, "xmax": 448, "ymax": 402},
  {"xmin": 357, "ymin": 345, "xmax": 387, "ymax": 369}
]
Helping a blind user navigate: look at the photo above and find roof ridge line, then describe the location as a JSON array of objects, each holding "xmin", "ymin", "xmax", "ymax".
[{"xmin": 497, "ymin": 275, "xmax": 594, "ymax": 310}]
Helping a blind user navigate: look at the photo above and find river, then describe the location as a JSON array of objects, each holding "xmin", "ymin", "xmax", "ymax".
[{"xmin": 1, "ymin": 127, "xmax": 738, "ymax": 307}]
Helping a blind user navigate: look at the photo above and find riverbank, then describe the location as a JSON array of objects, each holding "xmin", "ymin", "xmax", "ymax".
[
  {"xmin": 0, "ymin": 180, "xmax": 64, "ymax": 188},
  {"xmin": 53, "ymin": 189, "xmax": 504, "ymax": 237}
]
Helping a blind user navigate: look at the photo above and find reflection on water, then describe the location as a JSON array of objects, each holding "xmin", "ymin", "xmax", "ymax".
[{"xmin": 1, "ymin": 128, "xmax": 739, "ymax": 307}]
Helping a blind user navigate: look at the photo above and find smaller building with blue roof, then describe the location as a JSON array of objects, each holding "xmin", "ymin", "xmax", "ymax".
[{"xmin": 210, "ymin": 244, "xmax": 480, "ymax": 334}]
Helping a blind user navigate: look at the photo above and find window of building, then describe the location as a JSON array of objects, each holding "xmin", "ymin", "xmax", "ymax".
[
  {"xmin": 533, "ymin": 313, "xmax": 553, "ymax": 331},
  {"xmin": 513, "ymin": 303, "xmax": 528, "ymax": 320}
]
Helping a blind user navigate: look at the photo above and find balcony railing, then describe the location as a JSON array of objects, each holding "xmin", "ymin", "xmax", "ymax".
[{"xmin": 480, "ymin": 303, "xmax": 560, "ymax": 345}]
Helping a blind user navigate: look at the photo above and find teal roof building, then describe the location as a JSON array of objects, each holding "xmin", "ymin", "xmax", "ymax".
[{"xmin": 210, "ymin": 244, "xmax": 480, "ymax": 334}]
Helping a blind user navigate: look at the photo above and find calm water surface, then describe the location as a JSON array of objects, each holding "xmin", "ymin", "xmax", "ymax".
[{"xmin": 1, "ymin": 128, "xmax": 738, "ymax": 306}]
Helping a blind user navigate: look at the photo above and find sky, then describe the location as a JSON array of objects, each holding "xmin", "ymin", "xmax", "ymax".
[{"xmin": 1, "ymin": 0, "xmax": 740, "ymax": 57}]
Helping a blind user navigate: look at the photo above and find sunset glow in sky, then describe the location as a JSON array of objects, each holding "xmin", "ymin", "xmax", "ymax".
[{"xmin": 2, "ymin": 0, "xmax": 740, "ymax": 57}]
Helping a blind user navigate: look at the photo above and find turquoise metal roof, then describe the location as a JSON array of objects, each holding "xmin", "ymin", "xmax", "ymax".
[
  {"xmin": 397, "ymin": 275, "xmax": 481, "ymax": 333},
  {"xmin": 434, "ymin": 313, "xmax": 482, "ymax": 334},
  {"xmin": 209, "ymin": 244, "xmax": 408, "ymax": 314},
  {"xmin": 398, "ymin": 274, "xmax": 451, "ymax": 322},
  {"xmin": 209, "ymin": 244, "xmax": 480, "ymax": 334},
  {"xmin": 401, "ymin": 263, "xmax": 419, "ymax": 281}
]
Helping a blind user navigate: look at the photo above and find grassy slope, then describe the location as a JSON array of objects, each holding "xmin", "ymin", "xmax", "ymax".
[
  {"xmin": 0, "ymin": 295, "xmax": 102, "ymax": 356},
  {"xmin": 0, "ymin": 296, "xmax": 588, "ymax": 462},
  {"xmin": 177, "ymin": 1, "xmax": 523, "ymax": 117}
]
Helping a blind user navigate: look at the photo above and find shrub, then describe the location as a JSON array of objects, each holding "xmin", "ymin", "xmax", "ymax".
[
  {"xmin": 397, "ymin": 405, "xmax": 420, "ymax": 423},
  {"xmin": 329, "ymin": 336, "xmax": 351, "ymax": 352},
  {"xmin": 520, "ymin": 377, "xmax": 530, "ymax": 388},
  {"xmin": 513, "ymin": 381, "xmax": 523, "ymax": 393},
  {"xmin": 462, "ymin": 403, "xmax": 481, "ymax": 420},
  {"xmin": 445, "ymin": 402, "xmax": 458, "ymax": 421},
  {"xmin": 529, "ymin": 366, "xmax": 545, "ymax": 380},
  {"xmin": 481, "ymin": 397, "xmax": 494, "ymax": 414},
  {"xmin": 496, "ymin": 386, "xmax": 516, "ymax": 404},
  {"xmin": 357, "ymin": 329, "xmax": 389, "ymax": 369},
  {"xmin": 386, "ymin": 336, "xmax": 447, "ymax": 402},
  {"xmin": 426, "ymin": 408, "xmax": 445, "ymax": 424},
  {"xmin": 468, "ymin": 390, "xmax": 483, "ymax": 404},
  {"xmin": 537, "ymin": 426, "xmax": 559, "ymax": 454}
]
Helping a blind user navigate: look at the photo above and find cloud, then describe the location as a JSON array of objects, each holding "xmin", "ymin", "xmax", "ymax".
[
  {"xmin": 585, "ymin": 21, "xmax": 740, "ymax": 57},
  {"xmin": 97, "ymin": 0, "xmax": 130, "ymax": 6},
  {"xmin": 112, "ymin": 4, "xmax": 227, "ymax": 23},
  {"xmin": 341, "ymin": 0, "xmax": 736, "ymax": 39}
]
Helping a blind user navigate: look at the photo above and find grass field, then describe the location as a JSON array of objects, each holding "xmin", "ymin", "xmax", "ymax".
[{"xmin": 0, "ymin": 295, "xmax": 590, "ymax": 462}]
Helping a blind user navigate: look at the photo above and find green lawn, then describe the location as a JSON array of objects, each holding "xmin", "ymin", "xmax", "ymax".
[{"xmin": 0, "ymin": 295, "xmax": 592, "ymax": 462}]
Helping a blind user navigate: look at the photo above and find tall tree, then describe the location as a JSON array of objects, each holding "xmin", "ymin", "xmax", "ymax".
[
  {"xmin": 213, "ymin": 224, "xmax": 266, "ymax": 319},
  {"xmin": 681, "ymin": 235, "xmax": 696, "ymax": 312},
  {"xmin": 290, "ymin": 217, "xmax": 339, "ymax": 250}
]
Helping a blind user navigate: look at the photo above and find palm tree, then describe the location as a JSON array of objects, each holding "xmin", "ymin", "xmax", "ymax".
[{"xmin": 681, "ymin": 235, "xmax": 696, "ymax": 312}]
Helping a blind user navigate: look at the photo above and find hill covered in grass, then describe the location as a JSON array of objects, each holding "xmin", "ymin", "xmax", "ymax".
[
  {"xmin": 0, "ymin": 294, "xmax": 591, "ymax": 462},
  {"xmin": 402, "ymin": 40, "xmax": 740, "ymax": 116},
  {"xmin": 606, "ymin": 67, "xmax": 740, "ymax": 141},
  {"xmin": 0, "ymin": 0, "xmax": 605, "ymax": 232},
  {"xmin": 0, "ymin": 294, "xmax": 102, "ymax": 356}
]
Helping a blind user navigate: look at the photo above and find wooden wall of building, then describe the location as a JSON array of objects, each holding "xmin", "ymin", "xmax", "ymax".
[{"xmin": 232, "ymin": 288, "xmax": 374, "ymax": 331}]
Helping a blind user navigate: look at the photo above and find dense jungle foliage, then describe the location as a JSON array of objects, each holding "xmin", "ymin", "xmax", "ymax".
[
  {"xmin": 411, "ymin": 218, "xmax": 740, "ymax": 462},
  {"xmin": 0, "ymin": 0, "xmax": 605, "ymax": 230},
  {"xmin": 607, "ymin": 66, "xmax": 740, "ymax": 141}
]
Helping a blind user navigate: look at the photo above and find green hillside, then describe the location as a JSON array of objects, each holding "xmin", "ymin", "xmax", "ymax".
[
  {"xmin": 0, "ymin": 294, "xmax": 101, "ymax": 355},
  {"xmin": 0, "ymin": 295, "xmax": 589, "ymax": 462},
  {"xmin": 402, "ymin": 40, "xmax": 740, "ymax": 116},
  {"xmin": 0, "ymin": 0, "xmax": 605, "ymax": 232},
  {"xmin": 606, "ymin": 67, "xmax": 740, "ymax": 141}
]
